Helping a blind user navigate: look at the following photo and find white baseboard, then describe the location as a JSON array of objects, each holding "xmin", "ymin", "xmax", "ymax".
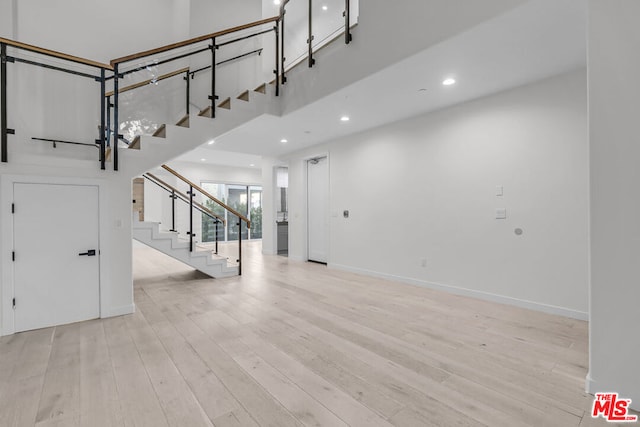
[
  {"xmin": 586, "ymin": 373, "xmax": 596, "ymax": 395},
  {"xmin": 104, "ymin": 303, "xmax": 136, "ymax": 318},
  {"xmin": 585, "ymin": 375, "xmax": 640, "ymax": 412},
  {"xmin": 328, "ymin": 263, "xmax": 588, "ymax": 321}
]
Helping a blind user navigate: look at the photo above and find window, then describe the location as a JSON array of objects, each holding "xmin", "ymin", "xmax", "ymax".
[{"xmin": 201, "ymin": 182, "xmax": 262, "ymax": 242}]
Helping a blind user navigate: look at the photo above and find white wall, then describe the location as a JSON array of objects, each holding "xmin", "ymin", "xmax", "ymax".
[
  {"xmin": 0, "ymin": 0, "xmax": 15, "ymax": 38},
  {"xmin": 286, "ymin": 69, "xmax": 589, "ymax": 318},
  {"xmin": 0, "ymin": 164, "xmax": 135, "ymax": 336},
  {"xmin": 13, "ymin": 0, "xmax": 190, "ymax": 62},
  {"xmin": 191, "ymin": 0, "xmax": 262, "ymax": 36},
  {"xmin": 587, "ymin": 0, "xmax": 640, "ymax": 409}
]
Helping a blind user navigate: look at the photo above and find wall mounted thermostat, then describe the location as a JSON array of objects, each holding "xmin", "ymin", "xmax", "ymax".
[{"xmin": 343, "ymin": 210, "xmax": 349, "ymax": 218}]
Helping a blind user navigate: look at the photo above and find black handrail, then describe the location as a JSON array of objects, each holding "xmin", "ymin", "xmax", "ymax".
[
  {"xmin": 32, "ymin": 137, "xmax": 100, "ymax": 149},
  {"xmin": 189, "ymin": 48, "xmax": 263, "ymax": 78}
]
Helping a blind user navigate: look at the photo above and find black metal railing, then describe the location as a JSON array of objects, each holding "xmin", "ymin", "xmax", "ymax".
[
  {"xmin": 143, "ymin": 172, "xmax": 225, "ymax": 256},
  {"xmin": 0, "ymin": 37, "xmax": 112, "ymax": 169},
  {"xmin": 278, "ymin": 0, "xmax": 354, "ymax": 84},
  {"xmin": 159, "ymin": 164, "xmax": 251, "ymax": 275}
]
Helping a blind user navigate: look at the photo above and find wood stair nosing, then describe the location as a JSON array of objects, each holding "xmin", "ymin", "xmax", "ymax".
[
  {"xmin": 129, "ymin": 135, "xmax": 141, "ymax": 150},
  {"xmin": 175, "ymin": 115, "xmax": 190, "ymax": 128},
  {"xmin": 218, "ymin": 97, "xmax": 231, "ymax": 110},
  {"xmin": 152, "ymin": 124, "xmax": 167, "ymax": 138},
  {"xmin": 237, "ymin": 90, "xmax": 250, "ymax": 102},
  {"xmin": 198, "ymin": 106, "xmax": 213, "ymax": 118}
]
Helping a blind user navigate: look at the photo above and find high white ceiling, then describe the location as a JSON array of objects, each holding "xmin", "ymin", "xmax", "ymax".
[{"xmin": 176, "ymin": 0, "xmax": 587, "ymax": 167}]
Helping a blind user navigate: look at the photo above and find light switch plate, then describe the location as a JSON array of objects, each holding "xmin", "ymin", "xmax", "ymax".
[
  {"xmin": 495, "ymin": 208, "xmax": 507, "ymax": 219},
  {"xmin": 496, "ymin": 186, "xmax": 504, "ymax": 197}
]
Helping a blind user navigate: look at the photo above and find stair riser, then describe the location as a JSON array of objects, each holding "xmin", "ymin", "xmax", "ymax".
[{"xmin": 133, "ymin": 222, "xmax": 238, "ymax": 278}]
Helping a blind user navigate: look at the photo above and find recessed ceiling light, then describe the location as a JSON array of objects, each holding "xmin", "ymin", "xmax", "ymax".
[
  {"xmin": 340, "ymin": 116, "xmax": 350, "ymax": 122},
  {"xmin": 207, "ymin": 139, "xmax": 215, "ymax": 145},
  {"xmin": 201, "ymin": 158, "xmax": 206, "ymax": 162},
  {"xmin": 250, "ymin": 164, "xmax": 255, "ymax": 167},
  {"xmin": 322, "ymin": 5, "xmax": 328, "ymax": 11},
  {"xmin": 281, "ymin": 139, "xmax": 288, "ymax": 143},
  {"xmin": 418, "ymin": 88, "xmax": 427, "ymax": 92},
  {"xmin": 442, "ymin": 78, "xmax": 456, "ymax": 86},
  {"xmin": 274, "ymin": 0, "xmax": 281, "ymax": 5}
]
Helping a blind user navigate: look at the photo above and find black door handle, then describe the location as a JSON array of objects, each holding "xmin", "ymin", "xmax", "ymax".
[{"xmin": 79, "ymin": 249, "xmax": 96, "ymax": 256}]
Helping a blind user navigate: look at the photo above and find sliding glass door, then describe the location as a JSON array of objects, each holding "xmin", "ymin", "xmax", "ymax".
[{"xmin": 201, "ymin": 182, "xmax": 262, "ymax": 243}]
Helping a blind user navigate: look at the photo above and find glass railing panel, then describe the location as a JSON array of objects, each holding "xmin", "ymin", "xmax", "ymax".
[
  {"xmin": 283, "ymin": 0, "xmax": 309, "ymax": 69},
  {"xmin": 115, "ymin": 44, "xmax": 202, "ymax": 143},
  {"xmin": 282, "ymin": 0, "xmax": 358, "ymax": 71},
  {"xmin": 4, "ymin": 46, "xmax": 104, "ymax": 162},
  {"xmin": 311, "ymin": 0, "xmax": 346, "ymax": 50}
]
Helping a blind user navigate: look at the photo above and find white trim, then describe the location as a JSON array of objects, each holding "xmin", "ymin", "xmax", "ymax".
[
  {"xmin": 104, "ymin": 303, "xmax": 136, "ymax": 318},
  {"xmin": 329, "ymin": 263, "xmax": 589, "ymax": 321}
]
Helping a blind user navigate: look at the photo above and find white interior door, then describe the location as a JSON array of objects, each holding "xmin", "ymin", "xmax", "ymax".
[
  {"xmin": 13, "ymin": 183, "xmax": 100, "ymax": 332},
  {"xmin": 307, "ymin": 157, "xmax": 329, "ymax": 263}
]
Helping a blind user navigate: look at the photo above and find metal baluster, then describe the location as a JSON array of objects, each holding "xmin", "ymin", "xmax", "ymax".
[
  {"xmin": 1, "ymin": 43, "xmax": 9, "ymax": 163},
  {"xmin": 209, "ymin": 38, "xmax": 217, "ymax": 118},
  {"xmin": 185, "ymin": 70, "xmax": 190, "ymax": 115},
  {"xmin": 170, "ymin": 190, "xmax": 177, "ymax": 232},
  {"xmin": 238, "ymin": 220, "xmax": 242, "ymax": 276},
  {"xmin": 215, "ymin": 220, "xmax": 219, "ymax": 255},
  {"xmin": 106, "ymin": 95, "xmax": 112, "ymax": 150},
  {"xmin": 98, "ymin": 68, "xmax": 106, "ymax": 170},
  {"xmin": 113, "ymin": 64, "xmax": 120, "ymax": 171},
  {"xmin": 280, "ymin": 7, "xmax": 287, "ymax": 84},
  {"xmin": 345, "ymin": 0, "xmax": 352, "ymax": 44},
  {"xmin": 188, "ymin": 186, "xmax": 194, "ymax": 252},
  {"xmin": 308, "ymin": 0, "xmax": 315, "ymax": 67},
  {"xmin": 275, "ymin": 23, "xmax": 280, "ymax": 96}
]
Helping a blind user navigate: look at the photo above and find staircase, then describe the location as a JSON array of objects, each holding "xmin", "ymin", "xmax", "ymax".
[
  {"xmin": 119, "ymin": 82, "xmax": 280, "ymax": 177},
  {"xmin": 132, "ymin": 218, "xmax": 238, "ymax": 278},
  {"xmin": 1, "ymin": 3, "xmax": 355, "ymax": 280}
]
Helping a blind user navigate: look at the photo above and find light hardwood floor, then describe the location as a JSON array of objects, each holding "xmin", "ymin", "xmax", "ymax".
[{"xmin": 0, "ymin": 242, "xmax": 636, "ymax": 426}]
